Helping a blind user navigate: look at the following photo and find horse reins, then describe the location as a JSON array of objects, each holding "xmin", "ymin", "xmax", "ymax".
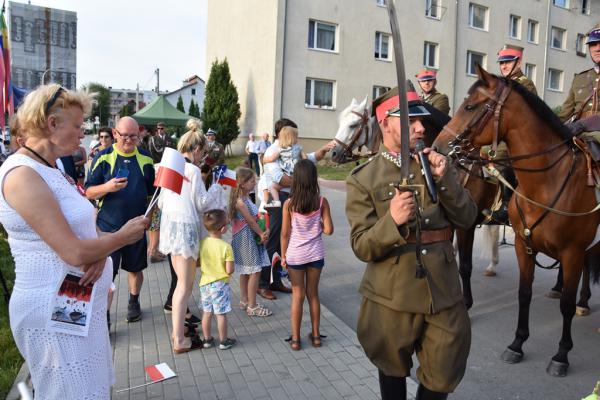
[{"xmin": 334, "ymin": 109, "xmax": 380, "ymax": 161}]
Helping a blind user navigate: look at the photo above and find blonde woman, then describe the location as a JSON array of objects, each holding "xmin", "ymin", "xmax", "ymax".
[
  {"xmin": 157, "ymin": 119, "xmax": 225, "ymax": 352},
  {"xmin": 0, "ymin": 84, "xmax": 148, "ymax": 398}
]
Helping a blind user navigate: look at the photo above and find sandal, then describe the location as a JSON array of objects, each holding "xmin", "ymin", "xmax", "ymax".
[
  {"xmin": 246, "ymin": 304, "xmax": 272, "ymax": 317},
  {"xmin": 173, "ymin": 335, "xmax": 203, "ymax": 354},
  {"xmin": 239, "ymin": 301, "xmax": 248, "ymax": 310},
  {"xmin": 308, "ymin": 333, "xmax": 325, "ymax": 348},
  {"xmin": 285, "ymin": 336, "xmax": 301, "ymax": 351}
]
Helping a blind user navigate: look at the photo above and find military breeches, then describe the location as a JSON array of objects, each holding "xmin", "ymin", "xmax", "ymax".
[{"xmin": 357, "ymin": 298, "xmax": 471, "ymax": 393}]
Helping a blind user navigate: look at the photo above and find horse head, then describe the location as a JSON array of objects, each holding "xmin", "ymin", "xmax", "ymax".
[{"xmin": 331, "ymin": 96, "xmax": 380, "ymax": 164}]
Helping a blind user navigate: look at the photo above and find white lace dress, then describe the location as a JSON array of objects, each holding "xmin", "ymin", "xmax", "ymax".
[
  {"xmin": 158, "ymin": 162, "xmax": 225, "ymax": 260},
  {"xmin": 0, "ymin": 154, "xmax": 114, "ymax": 399}
]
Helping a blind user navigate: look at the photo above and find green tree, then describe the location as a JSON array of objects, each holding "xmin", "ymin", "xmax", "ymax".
[
  {"xmin": 176, "ymin": 95, "xmax": 185, "ymax": 113},
  {"xmin": 189, "ymin": 99, "xmax": 201, "ymax": 118},
  {"xmin": 201, "ymin": 59, "xmax": 241, "ymax": 149},
  {"xmin": 82, "ymin": 82, "xmax": 111, "ymax": 126},
  {"xmin": 119, "ymin": 100, "xmax": 135, "ymax": 117}
]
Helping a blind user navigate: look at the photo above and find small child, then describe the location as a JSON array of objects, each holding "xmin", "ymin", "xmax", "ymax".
[
  {"xmin": 281, "ymin": 159, "xmax": 334, "ymax": 350},
  {"xmin": 198, "ymin": 209, "xmax": 236, "ymax": 350},
  {"xmin": 261, "ymin": 126, "xmax": 305, "ymax": 209}
]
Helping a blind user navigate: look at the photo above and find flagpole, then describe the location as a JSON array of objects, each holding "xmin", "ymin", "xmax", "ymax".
[
  {"xmin": 115, "ymin": 376, "xmax": 175, "ymax": 393},
  {"xmin": 144, "ymin": 187, "xmax": 161, "ymax": 218}
]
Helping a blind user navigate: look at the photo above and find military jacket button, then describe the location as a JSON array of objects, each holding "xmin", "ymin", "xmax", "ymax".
[
  {"xmin": 421, "ymin": 249, "xmax": 428, "ymax": 255},
  {"xmin": 424, "ymin": 218, "xmax": 430, "ymax": 224},
  {"xmin": 409, "ymin": 173, "xmax": 415, "ymax": 179},
  {"xmin": 440, "ymin": 186, "xmax": 447, "ymax": 191}
]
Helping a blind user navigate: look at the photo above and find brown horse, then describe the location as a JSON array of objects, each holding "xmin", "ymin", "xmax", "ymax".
[{"xmin": 434, "ymin": 65, "xmax": 600, "ymax": 377}]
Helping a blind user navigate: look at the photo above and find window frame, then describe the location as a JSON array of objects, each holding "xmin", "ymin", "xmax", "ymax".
[
  {"xmin": 509, "ymin": 15, "xmax": 521, "ymax": 40},
  {"xmin": 552, "ymin": 0, "xmax": 569, "ymax": 9},
  {"xmin": 468, "ymin": 3, "xmax": 488, "ymax": 31},
  {"xmin": 423, "ymin": 41, "xmax": 439, "ymax": 69},
  {"xmin": 425, "ymin": 0, "xmax": 440, "ymax": 19},
  {"xmin": 527, "ymin": 19, "xmax": 539, "ymax": 44},
  {"xmin": 375, "ymin": 31, "xmax": 392, "ymax": 61},
  {"xmin": 550, "ymin": 26, "xmax": 566, "ymax": 50},
  {"xmin": 376, "ymin": 0, "xmax": 387, "ymax": 7},
  {"xmin": 581, "ymin": 0, "xmax": 590, "ymax": 14},
  {"xmin": 466, "ymin": 50, "xmax": 486, "ymax": 76},
  {"xmin": 525, "ymin": 63, "xmax": 536, "ymax": 82},
  {"xmin": 305, "ymin": 78, "xmax": 336, "ymax": 110},
  {"xmin": 547, "ymin": 68, "xmax": 563, "ymax": 91},
  {"xmin": 372, "ymin": 85, "xmax": 391, "ymax": 100},
  {"xmin": 307, "ymin": 19, "xmax": 338, "ymax": 53},
  {"xmin": 576, "ymin": 33, "xmax": 587, "ymax": 56}
]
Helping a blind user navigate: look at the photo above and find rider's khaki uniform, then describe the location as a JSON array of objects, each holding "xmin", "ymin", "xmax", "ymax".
[
  {"xmin": 558, "ymin": 68, "xmax": 600, "ymax": 122},
  {"xmin": 421, "ymin": 89, "xmax": 450, "ymax": 115},
  {"xmin": 346, "ymin": 150, "xmax": 477, "ymax": 393}
]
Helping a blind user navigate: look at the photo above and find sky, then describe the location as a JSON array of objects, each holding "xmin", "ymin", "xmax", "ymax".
[{"xmin": 10, "ymin": 0, "xmax": 209, "ymax": 92}]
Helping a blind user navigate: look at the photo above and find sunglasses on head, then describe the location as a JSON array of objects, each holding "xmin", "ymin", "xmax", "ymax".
[{"xmin": 45, "ymin": 87, "xmax": 66, "ymax": 114}]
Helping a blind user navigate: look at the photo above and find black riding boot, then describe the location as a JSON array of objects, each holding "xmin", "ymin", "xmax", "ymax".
[
  {"xmin": 415, "ymin": 384, "xmax": 448, "ymax": 400},
  {"xmin": 490, "ymin": 166, "xmax": 516, "ymax": 224},
  {"xmin": 378, "ymin": 370, "xmax": 407, "ymax": 400}
]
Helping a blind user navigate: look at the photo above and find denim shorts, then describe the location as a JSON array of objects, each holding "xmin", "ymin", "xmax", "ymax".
[
  {"xmin": 200, "ymin": 280, "xmax": 232, "ymax": 314},
  {"xmin": 287, "ymin": 259, "xmax": 325, "ymax": 270}
]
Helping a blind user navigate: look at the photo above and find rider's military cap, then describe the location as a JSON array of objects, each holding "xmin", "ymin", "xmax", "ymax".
[
  {"xmin": 497, "ymin": 47, "xmax": 522, "ymax": 62},
  {"xmin": 206, "ymin": 128, "xmax": 217, "ymax": 136},
  {"xmin": 373, "ymin": 84, "xmax": 430, "ymax": 122},
  {"xmin": 415, "ymin": 69, "xmax": 437, "ymax": 81},
  {"xmin": 586, "ymin": 23, "xmax": 600, "ymax": 44}
]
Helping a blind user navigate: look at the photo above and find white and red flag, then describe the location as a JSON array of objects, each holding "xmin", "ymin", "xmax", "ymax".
[
  {"xmin": 214, "ymin": 165, "xmax": 237, "ymax": 188},
  {"xmin": 154, "ymin": 147, "xmax": 187, "ymax": 194},
  {"xmin": 144, "ymin": 363, "xmax": 177, "ymax": 383}
]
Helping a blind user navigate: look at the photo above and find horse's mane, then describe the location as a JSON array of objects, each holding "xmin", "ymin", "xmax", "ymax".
[{"xmin": 470, "ymin": 75, "xmax": 573, "ymax": 142}]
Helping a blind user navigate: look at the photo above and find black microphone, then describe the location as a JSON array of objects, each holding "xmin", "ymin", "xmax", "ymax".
[{"xmin": 415, "ymin": 139, "xmax": 438, "ymax": 203}]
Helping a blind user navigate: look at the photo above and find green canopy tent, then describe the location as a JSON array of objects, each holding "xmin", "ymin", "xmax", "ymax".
[{"xmin": 132, "ymin": 95, "xmax": 190, "ymax": 127}]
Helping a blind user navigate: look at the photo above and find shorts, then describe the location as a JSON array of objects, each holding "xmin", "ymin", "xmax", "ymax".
[
  {"xmin": 357, "ymin": 299, "xmax": 471, "ymax": 393},
  {"xmin": 287, "ymin": 259, "xmax": 325, "ymax": 270},
  {"xmin": 200, "ymin": 280, "xmax": 232, "ymax": 314},
  {"xmin": 109, "ymin": 237, "xmax": 148, "ymax": 279}
]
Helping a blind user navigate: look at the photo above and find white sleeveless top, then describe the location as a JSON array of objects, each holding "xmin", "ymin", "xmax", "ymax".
[{"xmin": 0, "ymin": 154, "xmax": 114, "ymax": 399}]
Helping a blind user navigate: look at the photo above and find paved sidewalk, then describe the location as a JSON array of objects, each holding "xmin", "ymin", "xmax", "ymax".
[{"xmin": 109, "ymin": 255, "xmax": 409, "ymax": 399}]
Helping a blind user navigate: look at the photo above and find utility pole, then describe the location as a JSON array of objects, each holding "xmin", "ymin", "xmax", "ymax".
[
  {"xmin": 135, "ymin": 83, "xmax": 140, "ymax": 112},
  {"xmin": 155, "ymin": 68, "xmax": 160, "ymax": 95}
]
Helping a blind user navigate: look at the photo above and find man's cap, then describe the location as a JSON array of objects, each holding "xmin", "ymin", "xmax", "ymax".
[
  {"xmin": 415, "ymin": 69, "xmax": 437, "ymax": 81},
  {"xmin": 373, "ymin": 83, "xmax": 430, "ymax": 122},
  {"xmin": 497, "ymin": 47, "xmax": 522, "ymax": 62},
  {"xmin": 156, "ymin": 122, "xmax": 166, "ymax": 127},
  {"xmin": 206, "ymin": 128, "xmax": 217, "ymax": 136},
  {"xmin": 586, "ymin": 23, "xmax": 600, "ymax": 44}
]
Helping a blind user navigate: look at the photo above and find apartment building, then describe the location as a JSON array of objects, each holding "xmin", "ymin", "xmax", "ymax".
[{"xmin": 206, "ymin": 0, "xmax": 598, "ymax": 150}]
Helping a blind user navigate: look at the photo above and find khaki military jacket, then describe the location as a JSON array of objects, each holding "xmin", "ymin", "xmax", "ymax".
[
  {"xmin": 512, "ymin": 70, "xmax": 537, "ymax": 95},
  {"xmin": 345, "ymin": 152, "xmax": 477, "ymax": 314},
  {"xmin": 422, "ymin": 89, "xmax": 450, "ymax": 115},
  {"xmin": 558, "ymin": 68, "xmax": 599, "ymax": 122},
  {"xmin": 202, "ymin": 141, "xmax": 225, "ymax": 166}
]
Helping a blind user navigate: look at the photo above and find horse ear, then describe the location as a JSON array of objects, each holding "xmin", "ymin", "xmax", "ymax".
[
  {"xmin": 476, "ymin": 64, "xmax": 491, "ymax": 86},
  {"xmin": 350, "ymin": 98, "xmax": 357, "ymax": 106},
  {"xmin": 359, "ymin": 95, "xmax": 368, "ymax": 109}
]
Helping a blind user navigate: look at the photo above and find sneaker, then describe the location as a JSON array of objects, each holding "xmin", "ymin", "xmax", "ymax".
[
  {"xmin": 127, "ymin": 301, "xmax": 142, "ymax": 322},
  {"xmin": 185, "ymin": 313, "xmax": 202, "ymax": 326},
  {"xmin": 219, "ymin": 338, "xmax": 236, "ymax": 350},
  {"xmin": 264, "ymin": 200, "xmax": 281, "ymax": 208},
  {"xmin": 163, "ymin": 304, "xmax": 172, "ymax": 313},
  {"xmin": 203, "ymin": 337, "xmax": 215, "ymax": 349}
]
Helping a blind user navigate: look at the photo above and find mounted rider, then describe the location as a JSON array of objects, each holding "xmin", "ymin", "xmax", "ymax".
[
  {"xmin": 415, "ymin": 69, "xmax": 450, "ymax": 115},
  {"xmin": 484, "ymin": 45, "xmax": 538, "ymax": 223},
  {"xmin": 558, "ymin": 23, "xmax": 600, "ymax": 160}
]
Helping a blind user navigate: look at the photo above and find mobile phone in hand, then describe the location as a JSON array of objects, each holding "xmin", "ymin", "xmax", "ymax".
[{"xmin": 115, "ymin": 167, "xmax": 129, "ymax": 179}]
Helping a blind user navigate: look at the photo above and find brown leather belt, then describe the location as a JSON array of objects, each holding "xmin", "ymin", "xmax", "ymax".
[{"xmin": 406, "ymin": 227, "xmax": 453, "ymax": 244}]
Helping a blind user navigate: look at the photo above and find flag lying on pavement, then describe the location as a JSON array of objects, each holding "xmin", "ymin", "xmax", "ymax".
[
  {"xmin": 145, "ymin": 363, "xmax": 177, "ymax": 383},
  {"xmin": 154, "ymin": 148, "xmax": 187, "ymax": 194},
  {"xmin": 214, "ymin": 165, "xmax": 237, "ymax": 187}
]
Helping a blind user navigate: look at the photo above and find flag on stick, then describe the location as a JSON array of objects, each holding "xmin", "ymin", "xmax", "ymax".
[
  {"xmin": 213, "ymin": 165, "xmax": 237, "ymax": 187},
  {"xmin": 154, "ymin": 147, "xmax": 186, "ymax": 194},
  {"xmin": 145, "ymin": 363, "xmax": 177, "ymax": 382}
]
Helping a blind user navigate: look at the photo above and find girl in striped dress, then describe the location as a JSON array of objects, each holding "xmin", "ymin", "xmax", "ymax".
[{"xmin": 281, "ymin": 160, "xmax": 334, "ymax": 350}]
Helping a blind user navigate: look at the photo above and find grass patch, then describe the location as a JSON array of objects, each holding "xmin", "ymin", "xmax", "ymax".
[
  {"xmin": 0, "ymin": 233, "xmax": 22, "ymax": 399},
  {"xmin": 224, "ymin": 155, "xmax": 361, "ymax": 181}
]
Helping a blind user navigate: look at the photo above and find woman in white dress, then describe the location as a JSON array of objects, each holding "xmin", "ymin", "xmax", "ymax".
[
  {"xmin": 0, "ymin": 84, "xmax": 148, "ymax": 399},
  {"xmin": 158, "ymin": 119, "xmax": 225, "ymax": 353}
]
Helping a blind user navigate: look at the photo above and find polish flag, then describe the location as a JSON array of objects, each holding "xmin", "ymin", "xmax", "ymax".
[
  {"xmin": 144, "ymin": 363, "xmax": 177, "ymax": 383},
  {"xmin": 154, "ymin": 148, "xmax": 186, "ymax": 194},
  {"xmin": 217, "ymin": 167, "xmax": 237, "ymax": 188}
]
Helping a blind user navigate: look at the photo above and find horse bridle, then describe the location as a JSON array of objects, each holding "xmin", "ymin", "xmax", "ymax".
[{"xmin": 334, "ymin": 109, "xmax": 380, "ymax": 161}]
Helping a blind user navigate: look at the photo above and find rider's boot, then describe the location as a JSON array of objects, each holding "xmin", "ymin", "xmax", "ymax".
[
  {"xmin": 415, "ymin": 385, "xmax": 448, "ymax": 400},
  {"xmin": 489, "ymin": 183, "xmax": 512, "ymax": 224},
  {"xmin": 378, "ymin": 370, "xmax": 407, "ymax": 400}
]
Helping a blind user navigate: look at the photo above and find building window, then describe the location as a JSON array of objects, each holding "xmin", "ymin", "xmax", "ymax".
[
  {"xmin": 373, "ymin": 85, "xmax": 391, "ymax": 99},
  {"xmin": 305, "ymin": 78, "xmax": 335, "ymax": 109},
  {"xmin": 423, "ymin": 42, "xmax": 438, "ymax": 68},
  {"xmin": 581, "ymin": 0, "xmax": 590, "ymax": 14},
  {"xmin": 425, "ymin": 0, "xmax": 440, "ymax": 19},
  {"xmin": 376, "ymin": 0, "xmax": 387, "ymax": 6},
  {"xmin": 548, "ymin": 68, "xmax": 563, "ymax": 91},
  {"xmin": 509, "ymin": 15, "xmax": 521, "ymax": 39},
  {"xmin": 375, "ymin": 32, "xmax": 391, "ymax": 60},
  {"xmin": 527, "ymin": 20, "xmax": 539, "ymax": 43},
  {"xmin": 553, "ymin": 0, "xmax": 569, "ymax": 8},
  {"xmin": 551, "ymin": 27, "xmax": 566, "ymax": 50},
  {"xmin": 191, "ymin": 88, "xmax": 196, "ymax": 95},
  {"xmin": 467, "ymin": 51, "xmax": 486, "ymax": 76},
  {"xmin": 468, "ymin": 3, "xmax": 488, "ymax": 30},
  {"xmin": 525, "ymin": 63, "xmax": 536, "ymax": 81},
  {"xmin": 576, "ymin": 33, "xmax": 587, "ymax": 56},
  {"xmin": 308, "ymin": 20, "xmax": 337, "ymax": 52}
]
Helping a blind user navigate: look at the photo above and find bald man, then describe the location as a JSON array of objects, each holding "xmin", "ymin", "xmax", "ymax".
[{"xmin": 86, "ymin": 116, "xmax": 155, "ymax": 323}]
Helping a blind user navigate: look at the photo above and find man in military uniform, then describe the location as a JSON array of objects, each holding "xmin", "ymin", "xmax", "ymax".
[
  {"xmin": 346, "ymin": 88, "xmax": 477, "ymax": 400},
  {"xmin": 148, "ymin": 122, "xmax": 176, "ymax": 163},
  {"xmin": 201, "ymin": 128, "xmax": 226, "ymax": 167},
  {"xmin": 497, "ymin": 46, "xmax": 537, "ymax": 95},
  {"xmin": 415, "ymin": 69, "xmax": 450, "ymax": 115}
]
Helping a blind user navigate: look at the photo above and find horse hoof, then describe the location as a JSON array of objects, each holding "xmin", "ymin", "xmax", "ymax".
[
  {"xmin": 501, "ymin": 348, "xmax": 523, "ymax": 364},
  {"xmin": 546, "ymin": 360, "xmax": 568, "ymax": 377},
  {"xmin": 545, "ymin": 290, "xmax": 561, "ymax": 299},
  {"xmin": 575, "ymin": 306, "xmax": 590, "ymax": 316}
]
